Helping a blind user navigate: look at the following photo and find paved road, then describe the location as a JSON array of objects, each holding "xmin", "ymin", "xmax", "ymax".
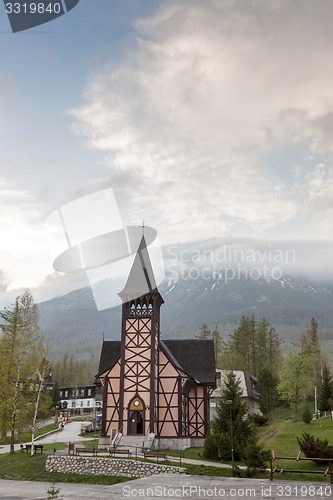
[
  {"xmin": 37, "ymin": 421, "xmax": 84, "ymax": 445},
  {"xmin": 0, "ymin": 475, "xmax": 332, "ymax": 499},
  {"xmin": 0, "ymin": 421, "xmax": 88, "ymax": 454}
]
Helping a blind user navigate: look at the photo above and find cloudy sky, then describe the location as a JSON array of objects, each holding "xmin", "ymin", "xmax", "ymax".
[{"xmin": 1, "ymin": 0, "xmax": 333, "ymax": 306}]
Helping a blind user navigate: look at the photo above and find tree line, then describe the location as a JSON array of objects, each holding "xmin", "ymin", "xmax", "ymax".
[
  {"xmin": 197, "ymin": 316, "xmax": 332, "ymax": 420},
  {"xmin": 0, "ymin": 290, "xmax": 50, "ymax": 453},
  {"xmin": 52, "ymin": 353, "xmax": 97, "ymax": 388},
  {"xmin": 201, "ymin": 316, "xmax": 333, "ymax": 464},
  {"xmin": 0, "ymin": 289, "xmax": 98, "ymax": 454}
]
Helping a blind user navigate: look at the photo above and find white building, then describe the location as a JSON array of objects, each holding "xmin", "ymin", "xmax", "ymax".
[
  {"xmin": 59, "ymin": 385, "xmax": 102, "ymax": 415},
  {"xmin": 210, "ymin": 369, "xmax": 260, "ymax": 419}
]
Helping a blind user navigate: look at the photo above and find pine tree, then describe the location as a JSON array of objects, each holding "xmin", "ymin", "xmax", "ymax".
[
  {"xmin": 318, "ymin": 364, "xmax": 333, "ymax": 413},
  {"xmin": 220, "ymin": 316, "xmax": 281, "ymax": 376},
  {"xmin": 308, "ymin": 317, "xmax": 319, "ymax": 344},
  {"xmin": 195, "ymin": 324, "xmax": 222, "ymax": 367},
  {"xmin": 204, "ymin": 371, "xmax": 262, "ymax": 463},
  {"xmin": 258, "ymin": 367, "xmax": 278, "ymax": 416},
  {"xmin": 308, "ymin": 317, "xmax": 322, "ymax": 389},
  {"xmin": 261, "ymin": 318, "xmax": 282, "ymax": 375},
  {"xmin": 212, "ymin": 326, "xmax": 223, "ymax": 367},
  {"xmin": 221, "ymin": 316, "xmax": 254, "ymax": 372},
  {"xmin": 196, "ymin": 324, "xmax": 211, "ymax": 339}
]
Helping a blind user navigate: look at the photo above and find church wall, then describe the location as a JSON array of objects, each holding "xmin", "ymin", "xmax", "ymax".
[
  {"xmin": 157, "ymin": 350, "xmax": 182, "ymax": 437},
  {"xmin": 187, "ymin": 385, "xmax": 206, "ymax": 437},
  {"xmin": 102, "ymin": 360, "xmax": 121, "ymax": 438},
  {"xmin": 158, "ymin": 421, "xmax": 179, "ymax": 436}
]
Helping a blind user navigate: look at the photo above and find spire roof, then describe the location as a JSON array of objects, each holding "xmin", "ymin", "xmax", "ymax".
[{"xmin": 119, "ymin": 236, "xmax": 160, "ymax": 299}]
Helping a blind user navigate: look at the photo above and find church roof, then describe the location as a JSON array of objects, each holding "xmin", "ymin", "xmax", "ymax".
[
  {"xmin": 97, "ymin": 338, "xmax": 215, "ymax": 384},
  {"xmin": 97, "ymin": 340, "xmax": 121, "ymax": 377},
  {"xmin": 118, "ymin": 236, "xmax": 161, "ymax": 299},
  {"xmin": 162, "ymin": 339, "xmax": 215, "ymax": 384}
]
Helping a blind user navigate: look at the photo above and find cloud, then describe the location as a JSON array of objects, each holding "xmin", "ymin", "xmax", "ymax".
[
  {"xmin": 70, "ymin": 0, "xmax": 333, "ymax": 243},
  {"xmin": 163, "ymin": 235, "xmax": 333, "ymax": 284},
  {"xmin": 0, "ymin": 179, "xmax": 54, "ymax": 290},
  {"xmin": 296, "ymin": 163, "xmax": 333, "ymax": 236}
]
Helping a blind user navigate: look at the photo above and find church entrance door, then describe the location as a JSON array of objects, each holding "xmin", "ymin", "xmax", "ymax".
[
  {"xmin": 128, "ymin": 396, "xmax": 145, "ymax": 435},
  {"xmin": 128, "ymin": 410, "xmax": 144, "ymax": 435}
]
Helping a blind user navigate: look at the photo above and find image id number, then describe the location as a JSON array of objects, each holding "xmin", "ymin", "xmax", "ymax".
[
  {"xmin": 5, "ymin": 3, "xmax": 62, "ymax": 14},
  {"xmin": 276, "ymin": 485, "xmax": 332, "ymax": 497}
]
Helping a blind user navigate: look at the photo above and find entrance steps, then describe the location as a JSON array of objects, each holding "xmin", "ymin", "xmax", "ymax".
[{"xmin": 117, "ymin": 434, "xmax": 145, "ymax": 451}]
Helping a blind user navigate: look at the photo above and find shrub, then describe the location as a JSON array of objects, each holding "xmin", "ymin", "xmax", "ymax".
[
  {"xmin": 301, "ymin": 407, "xmax": 313, "ymax": 424},
  {"xmin": 203, "ymin": 432, "xmax": 219, "ymax": 460},
  {"xmin": 244, "ymin": 441, "xmax": 267, "ymax": 469},
  {"xmin": 46, "ymin": 482, "xmax": 62, "ymax": 499},
  {"xmin": 250, "ymin": 413, "xmax": 269, "ymax": 426},
  {"xmin": 297, "ymin": 433, "xmax": 333, "ymax": 464}
]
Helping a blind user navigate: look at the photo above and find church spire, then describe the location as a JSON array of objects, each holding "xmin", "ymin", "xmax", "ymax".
[{"xmin": 118, "ymin": 236, "xmax": 161, "ymax": 301}]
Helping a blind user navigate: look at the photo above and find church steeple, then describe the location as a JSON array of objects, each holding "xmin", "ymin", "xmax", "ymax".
[{"xmin": 118, "ymin": 236, "xmax": 163, "ymax": 435}]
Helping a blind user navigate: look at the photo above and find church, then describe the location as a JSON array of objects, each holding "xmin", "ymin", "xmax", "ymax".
[{"xmin": 96, "ymin": 237, "xmax": 216, "ymax": 449}]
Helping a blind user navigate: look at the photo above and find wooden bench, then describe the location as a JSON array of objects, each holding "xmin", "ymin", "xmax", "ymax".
[
  {"xmin": 109, "ymin": 448, "xmax": 132, "ymax": 458},
  {"xmin": 23, "ymin": 444, "xmax": 43, "ymax": 453},
  {"xmin": 143, "ymin": 451, "xmax": 166, "ymax": 461},
  {"xmin": 75, "ymin": 447, "xmax": 97, "ymax": 456}
]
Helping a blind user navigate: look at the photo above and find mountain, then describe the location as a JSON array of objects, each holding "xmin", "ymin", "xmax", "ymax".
[{"xmin": 39, "ymin": 272, "xmax": 333, "ymax": 360}]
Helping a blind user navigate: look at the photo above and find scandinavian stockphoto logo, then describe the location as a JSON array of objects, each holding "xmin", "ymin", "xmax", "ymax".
[
  {"xmin": 3, "ymin": 0, "xmax": 80, "ymax": 33},
  {"xmin": 45, "ymin": 189, "xmax": 165, "ymax": 311},
  {"xmin": 165, "ymin": 244, "xmax": 296, "ymax": 283}
]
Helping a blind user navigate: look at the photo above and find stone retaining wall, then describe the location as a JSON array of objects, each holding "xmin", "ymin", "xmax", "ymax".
[{"xmin": 45, "ymin": 456, "xmax": 186, "ymax": 478}]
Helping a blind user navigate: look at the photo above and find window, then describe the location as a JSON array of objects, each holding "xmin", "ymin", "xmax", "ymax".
[
  {"xmin": 71, "ymin": 402, "xmax": 75, "ymax": 408},
  {"xmin": 210, "ymin": 398, "xmax": 216, "ymax": 407},
  {"xmin": 80, "ymin": 401, "xmax": 83, "ymax": 407},
  {"xmin": 88, "ymin": 388, "xmax": 91, "ymax": 396},
  {"xmin": 65, "ymin": 390, "xmax": 68, "ymax": 398},
  {"xmin": 87, "ymin": 401, "xmax": 90, "ymax": 407}
]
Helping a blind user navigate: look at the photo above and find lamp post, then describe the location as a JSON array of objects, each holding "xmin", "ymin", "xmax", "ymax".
[{"xmin": 225, "ymin": 399, "xmax": 234, "ymax": 470}]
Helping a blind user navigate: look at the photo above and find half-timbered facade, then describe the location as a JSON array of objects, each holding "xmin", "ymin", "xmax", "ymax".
[{"xmin": 96, "ymin": 237, "xmax": 215, "ymax": 448}]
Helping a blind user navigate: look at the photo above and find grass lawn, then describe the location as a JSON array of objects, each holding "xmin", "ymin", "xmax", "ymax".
[
  {"xmin": 163, "ymin": 447, "xmax": 204, "ymax": 460},
  {"xmin": 259, "ymin": 417, "xmax": 333, "ymax": 457},
  {"xmin": 257, "ymin": 416, "xmax": 333, "ymax": 478},
  {"xmin": 0, "ymin": 423, "xmax": 60, "ymax": 446}
]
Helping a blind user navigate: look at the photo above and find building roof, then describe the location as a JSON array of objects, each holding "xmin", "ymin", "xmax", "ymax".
[
  {"xmin": 97, "ymin": 338, "xmax": 215, "ymax": 385},
  {"xmin": 243, "ymin": 371, "xmax": 260, "ymax": 400},
  {"xmin": 214, "ymin": 369, "xmax": 259, "ymax": 401},
  {"xmin": 97, "ymin": 340, "xmax": 121, "ymax": 377},
  {"xmin": 162, "ymin": 339, "xmax": 216, "ymax": 384}
]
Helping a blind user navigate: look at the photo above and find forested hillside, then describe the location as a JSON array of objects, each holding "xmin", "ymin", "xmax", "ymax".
[{"xmin": 38, "ymin": 273, "xmax": 333, "ymax": 362}]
